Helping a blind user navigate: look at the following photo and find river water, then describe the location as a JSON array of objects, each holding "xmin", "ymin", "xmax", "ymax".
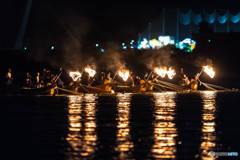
[{"xmin": 0, "ymin": 91, "xmax": 239, "ymax": 159}]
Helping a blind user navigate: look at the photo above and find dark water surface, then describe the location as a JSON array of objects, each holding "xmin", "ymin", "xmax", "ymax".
[{"xmin": 0, "ymin": 91, "xmax": 240, "ymax": 159}]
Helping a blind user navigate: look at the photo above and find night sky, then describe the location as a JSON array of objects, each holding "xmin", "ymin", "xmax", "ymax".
[{"xmin": 0, "ymin": 0, "xmax": 236, "ymax": 49}]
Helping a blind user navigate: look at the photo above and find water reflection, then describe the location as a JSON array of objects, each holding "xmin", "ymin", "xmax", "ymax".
[
  {"xmin": 199, "ymin": 91, "xmax": 217, "ymax": 160},
  {"xmin": 152, "ymin": 92, "xmax": 177, "ymax": 159},
  {"xmin": 66, "ymin": 94, "xmax": 98, "ymax": 159},
  {"xmin": 115, "ymin": 93, "xmax": 134, "ymax": 159}
]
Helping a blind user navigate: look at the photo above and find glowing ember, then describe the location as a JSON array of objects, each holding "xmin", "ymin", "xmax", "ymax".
[
  {"xmin": 154, "ymin": 67, "xmax": 167, "ymax": 78},
  {"xmin": 167, "ymin": 67, "xmax": 176, "ymax": 79},
  {"xmin": 118, "ymin": 69, "xmax": 130, "ymax": 81},
  {"xmin": 203, "ymin": 65, "xmax": 215, "ymax": 78},
  {"xmin": 85, "ymin": 66, "xmax": 96, "ymax": 77},
  {"xmin": 69, "ymin": 71, "xmax": 82, "ymax": 81}
]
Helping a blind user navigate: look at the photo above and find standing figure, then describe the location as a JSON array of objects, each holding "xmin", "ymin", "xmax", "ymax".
[
  {"xmin": 41, "ymin": 68, "xmax": 47, "ymax": 85},
  {"xmin": 26, "ymin": 72, "xmax": 32, "ymax": 87},
  {"xmin": 36, "ymin": 72, "xmax": 41, "ymax": 88},
  {"xmin": 6, "ymin": 69, "xmax": 13, "ymax": 86},
  {"xmin": 178, "ymin": 68, "xmax": 185, "ymax": 86},
  {"xmin": 190, "ymin": 73, "xmax": 200, "ymax": 90}
]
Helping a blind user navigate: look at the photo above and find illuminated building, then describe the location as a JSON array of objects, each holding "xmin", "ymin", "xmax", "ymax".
[{"xmin": 139, "ymin": 8, "xmax": 240, "ymax": 48}]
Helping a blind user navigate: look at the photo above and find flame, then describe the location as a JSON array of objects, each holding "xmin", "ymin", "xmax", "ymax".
[
  {"xmin": 69, "ymin": 71, "xmax": 82, "ymax": 81},
  {"xmin": 154, "ymin": 67, "xmax": 167, "ymax": 78},
  {"xmin": 154, "ymin": 67, "xmax": 176, "ymax": 79},
  {"xmin": 203, "ymin": 65, "xmax": 215, "ymax": 78},
  {"xmin": 85, "ymin": 66, "xmax": 96, "ymax": 77},
  {"xmin": 118, "ymin": 69, "xmax": 130, "ymax": 81},
  {"xmin": 167, "ymin": 67, "xmax": 176, "ymax": 79}
]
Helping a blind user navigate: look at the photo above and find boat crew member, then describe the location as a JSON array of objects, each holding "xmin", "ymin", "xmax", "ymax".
[
  {"xmin": 41, "ymin": 68, "xmax": 47, "ymax": 85},
  {"xmin": 183, "ymin": 74, "xmax": 190, "ymax": 86},
  {"xmin": 178, "ymin": 68, "xmax": 185, "ymax": 86},
  {"xmin": 107, "ymin": 72, "xmax": 112, "ymax": 82},
  {"xmin": 36, "ymin": 72, "xmax": 41, "ymax": 88},
  {"xmin": 6, "ymin": 69, "xmax": 13, "ymax": 86},
  {"xmin": 26, "ymin": 72, "xmax": 32, "ymax": 87}
]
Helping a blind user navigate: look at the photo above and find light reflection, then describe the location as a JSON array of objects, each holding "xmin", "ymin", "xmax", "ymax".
[
  {"xmin": 115, "ymin": 93, "xmax": 134, "ymax": 159},
  {"xmin": 66, "ymin": 94, "xmax": 98, "ymax": 159},
  {"xmin": 199, "ymin": 91, "xmax": 217, "ymax": 160},
  {"xmin": 152, "ymin": 92, "xmax": 177, "ymax": 159}
]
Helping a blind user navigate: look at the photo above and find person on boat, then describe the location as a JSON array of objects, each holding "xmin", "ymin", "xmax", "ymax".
[
  {"xmin": 100, "ymin": 72, "xmax": 106, "ymax": 84},
  {"xmin": 134, "ymin": 76, "xmax": 141, "ymax": 86},
  {"xmin": 46, "ymin": 69, "xmax": 51, "ymax": 84},
  {"xmin": 26, "ymin": 72, "xmax": 32, "ymax": 87},
  {"xmin": 107, "ymin": 72, "xmax": 112, "ymax": 82},
  {"xmin": 143, "ymin": 72, "xmax": 148, "ymax": 81},
  {"xmin": 41, "ymin": 68, "xmax": 47, "ymax": 85},
  {"xmin": 35, "ymin": 72, "xmax": 42, "ymax": 88},
  {"xmin": 178, "ymin": 68, "xmax": 185, "ymax": 86},
  {"xmin": 50, "ymin": 74, "xmax": 57, "ymax": 86},
  {"xmin": 183, "ymin": 74, "xmax": 190, "ymax": 86},
  {"xmin": 6, "ymin": 69, "xmax": 13, "ymax": 86},
  {"xmin": 190, "ymin": 73, "xmax": 200, "ymax": 90},
  {"xmin": 128, "ymin": 72, "xmax": 134, "ymax": 87}
]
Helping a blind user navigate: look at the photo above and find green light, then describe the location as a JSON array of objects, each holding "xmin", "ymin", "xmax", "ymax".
[
  {"xmin": 208, "ymin": 39, "xmax": 211, "ymax": 42},
  {"xmin": 51, "ymin": 46, "xmax": 54, "ymax": 50},
  {"xmin": 24, "ymin": 47, "xmax": 27, "ymax": 50}
]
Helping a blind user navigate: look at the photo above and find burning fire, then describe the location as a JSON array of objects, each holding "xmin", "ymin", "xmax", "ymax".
[
  {"xmin": 154, "ymin": 67, "xmax": 167, "ymax": 78},
  {"xmin": 154, "ymin": 67, "xmax": 176, "ymax": 79},
  {"xmin": 85, "ymin": 66, "xmax": 96, "ymax": 77},
  {"xmin": 69, "ymin": 71, "xmax": 82, "ymax": 81},
  {"xmin": 118, "ymin": 69, "xmax": 130, "ymax": 81},
  {"xmin": 203, "ymin": 65, "xmax": 215, "ymax": 78},
  {"xmin": 167, "ymin": 67, "xmax": 176, "ymax": 79}
]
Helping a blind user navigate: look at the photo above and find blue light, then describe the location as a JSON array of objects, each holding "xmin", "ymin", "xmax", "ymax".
[
  {"xmin": 101, "ymin": 49, "xmax": 104, "ymax": 52},
  {"xmin": 123, "ymin": 46, "xmax": 127, "ymax": 49},
  {"xmin": 51, "ymin": 46, "xmax": 54, "ymax": 50},
  {"xmin": 131, "ymin": 46, "xmax": 134, "ymax": 48},
  {"xmin": 122, "ymin": 43, "xmax": 125, "ymax": 46},
  {"xmin": 24, "ymin": 47, "xmax": 27, "ymax": 50},
  {"xmin": 96, "ymin": 44, "xmax": 99, "ymax": 47}
]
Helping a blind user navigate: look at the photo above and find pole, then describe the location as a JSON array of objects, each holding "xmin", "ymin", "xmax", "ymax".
[
  {"xmin": 176, "ymin": 8, "xmax": 179, "ymax": 44},
  {"xmin": 163, "ymin": 8, "xmax": 165, "ymax": 36},
  {"xmin": 148, "ymin": 22, "xmax": 151, "ymax": 40}
]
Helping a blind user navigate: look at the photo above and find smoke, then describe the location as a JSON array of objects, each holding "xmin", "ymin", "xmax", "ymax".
[
  {"xmin": 137, "ymin": 47, "xmax": 172, "ymax": 70},
  {"xmin": 59, "ymin": 15, "xmax": 95, "ymax": 70},
  {"xmin": 195, "ymin": 56, "xmax": 213, "ymax": 68},
  {"xmin": 98, "ymin": 42, "xmax": 126, "ymax": 71}
]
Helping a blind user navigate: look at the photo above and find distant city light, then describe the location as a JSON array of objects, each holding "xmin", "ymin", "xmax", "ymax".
[
  {"xmin": 179, "ymin": 38, "xmax": 196, "ymax": 52},
  {"xmin": 101, "ymin": 49, "xmax": 104, "ymax": 52},
  {"xmin": 24, "ymin": 47, "xmax": 27, "ymax": 50},
  {"xmin": 123, "ymin": 46, "xmax": 127, "ymax": 49},
  {"xmin": 51, "ymin": 46, "xmax": 54, "ymax": 50},
  {"xmin": 122, "ymin": 43, "xmax": 125, "ymax": 46},
  {"xmin": 208, "ymin": 39, "xmax": 211, "ymax": 42},
  {"xmin": 137, "ymin": 36, "xmax": 174, "ymax": 49},
  {"xmin": 96, "ymin": 43, "xmax": 99, "ymax": 47}
]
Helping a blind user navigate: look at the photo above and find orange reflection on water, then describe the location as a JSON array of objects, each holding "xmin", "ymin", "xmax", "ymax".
[
  {"xmin": 199, "ymin": 91, "xmax": 217, "ymax": 160},
  {"xmin": 152, "ymin": 92, "xmax": 177, "ymax": 159},
  {"xmin": 115, "ymin": 93, "xmax": 134, "ymax": 159},
  {"xmin": 66, "ymin": 94, "xmax": 98, "ymax": 158}
]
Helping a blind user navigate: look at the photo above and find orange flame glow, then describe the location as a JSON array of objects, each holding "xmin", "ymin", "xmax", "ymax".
[
  {"xmin": 118, "ymin": 69, "xmax": 130, "ymax": 81},
  {"xmin": 154, "ymin": 67, "xmax": 167, "ymax": 78},
  {"xmin": 85, "ymin": 66, "xmax": 96, "ymax": 77},
  {"xmin": 69, "ymin": 71, "xmax": 82, "ymax": 81},
  {"xmin": 167, "ymin": 67, "xmax": 176, "ymax": 79},
  {"xmin": 203, "ymin": 65, "xmax": 215, "ymax": 78}
]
